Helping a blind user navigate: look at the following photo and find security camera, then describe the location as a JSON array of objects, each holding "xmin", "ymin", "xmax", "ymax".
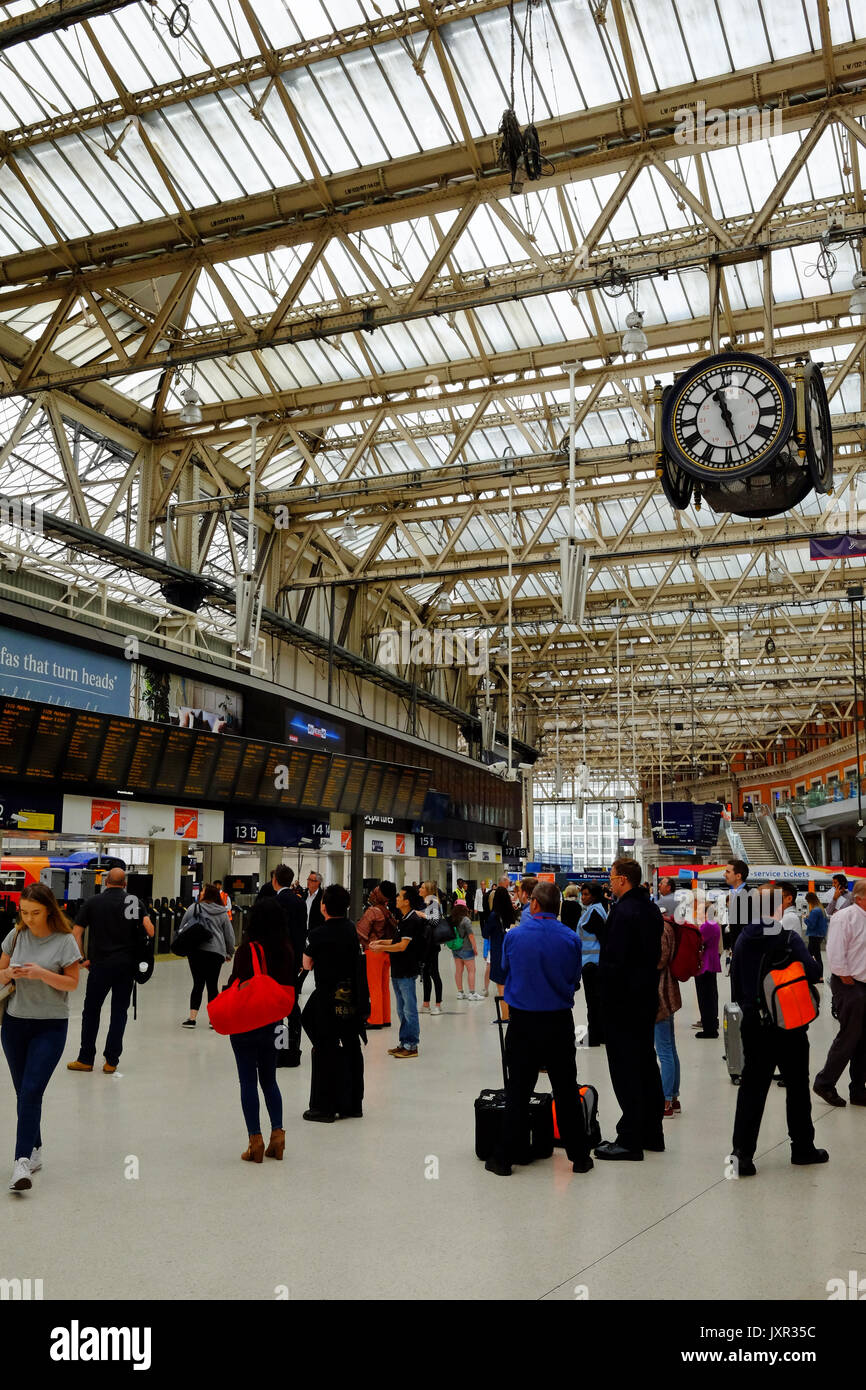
[
  {"xmin": 517, "ymin": 762, "xmax": 534, "ymax": 772},
  {"xmin": 488, "ymin": 761, "xmax": 509, "ymax": 776},
  {"xmin": 149, "ymin": 825, "xmax": 166, "ymax": 836}
]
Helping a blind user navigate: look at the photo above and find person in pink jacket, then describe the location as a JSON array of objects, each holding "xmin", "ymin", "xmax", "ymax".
[{"xmin": 694, "ymin": 916, "xmax": 722, "ymax": 1039}]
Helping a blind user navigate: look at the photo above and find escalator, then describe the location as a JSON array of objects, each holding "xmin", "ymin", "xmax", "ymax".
[{"xmin": 776, "ymin": 810, "xmax": 813, "ymax": 866}]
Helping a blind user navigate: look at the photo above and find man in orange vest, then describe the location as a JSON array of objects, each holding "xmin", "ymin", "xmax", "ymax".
[{"xmin": 213, "ymin": 880, "xmax": 232, "ymax": 923}]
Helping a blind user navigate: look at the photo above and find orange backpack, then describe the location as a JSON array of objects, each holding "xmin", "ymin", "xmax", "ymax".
[{"xmin": 759, "ymin": 933, "xmax": 820, "ymax": 1030}]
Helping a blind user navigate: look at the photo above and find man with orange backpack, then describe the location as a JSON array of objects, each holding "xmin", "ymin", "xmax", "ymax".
[{"xmin": 729, "ymin": 882, "xmax": 826, "ymax": 1177}]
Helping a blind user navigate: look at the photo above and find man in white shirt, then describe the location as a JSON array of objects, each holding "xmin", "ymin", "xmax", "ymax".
[
  {"xmin": 814, "ymin": 878, "xmax": 866, "ymax": 1108},
  {"xmin": 304, "ymin": 871, "xmax": 324, "ymax": 931}
]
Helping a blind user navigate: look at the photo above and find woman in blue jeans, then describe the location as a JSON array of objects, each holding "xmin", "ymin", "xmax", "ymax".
[
  {"xmin": 224, "ymin": 901, "xmax": 295, "ymax": 1163},
  {"xmin": 0, "ymin": 884, "xmax": 81, "ymax": 1192},
  {"xmin": 654, "ymin": 916, "xmax": 682, "ymax": 1117}
]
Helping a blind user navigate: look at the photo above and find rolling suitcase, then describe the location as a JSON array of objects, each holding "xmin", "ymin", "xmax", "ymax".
[
  {"xmin": 474, "ymin": 999, "xmax": 554, "ymax": 1161},
  {"xmin": 723, "ymin": 1001, "xmax": 744, "ymax": 1084}
]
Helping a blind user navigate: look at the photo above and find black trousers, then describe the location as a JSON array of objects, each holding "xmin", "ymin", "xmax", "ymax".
[
  {"xmin": 422, "ymin": 946, "xmax": 443, "ymax": 1004},
  {"xmin": 603, "ymin": 992, "xmax": 664, "ymax": 1152},
  {"xmin": 187, "ymin": 949, "xmax": 223, "ymax": 1011},
  {"xmin": 814, "ymin": 976, "xmax": 866, "ymax": 1097},
  {"xmin": 695, "ymin": 971, "xmax": 719, "ymax": 1034},
  {"xmin": 498, "ymin": 1007, "xmax": 589, "ymax": 1165},
  {"xmin": 732, "ymin": 1006, "xmax": 815, "ymax": 1159},
  {"xmin": 581, "ymin": 962, "xmax": 604, "ymax": 1045},
  {"xmin": 78, "ymin": 962, "xmax": 135, "ymax": 1065},
  {"xmin": 303, "ymin": 991, "xmax": 364, "ymax": 1116},
  {"xmin": 807, "ymin": 938, "xmax": 824, "ymax": 968}
]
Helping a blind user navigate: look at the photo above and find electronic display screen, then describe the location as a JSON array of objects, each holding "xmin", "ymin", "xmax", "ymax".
[
  {"xmin": 357, "ymin": 761, "xmax": 384, "ymax": 810},
  {"xmin": 95, "ymin": 717, "xmax": 136, "ymax": 786},
  {"xmin": 211, "ymin": 738, "xmax": 245, "ymax": 800},
  {"xmin": 183, "ymin": 732, "xmax": 222, "ymax": 800},
  {"xmin": 153, "ymin": 729, "xmax": 193, "ymax": 797},
  {"xmin": 339, "ymin": 759, "xmax": 366, "ymax": 815},
  {"xmin": 27, "ymin": 706, "xmax": 72, "ymax": 779},
  {"xmin": 258, "ymin": 745, "xmax": 291, "ymax": 806},
  {"xmin": 285, "ymin": 706, "xmax": 346, "ymax": 753},
  {"xmin": 301, "ymin": 752, "xmax": 330, "ymax": 808},
  {"xmin": 321, "ymin": 755, "xmax": 350, "ymax": 809},
  {"xmin": 0, "ymin": 700, "xmax": 36, "ymax": 776},
  {"xmin": 393, "ymin": 768, "xmax": 418, "ymax": 820},
  {"xmin": 64, "ymin": 711, "xmax": 106, "ymax": 782},
  {"xmin": 234, "ymin": 741, "xmax": 270, "ymax": 801},
  {"xmin": 377, "ymin": 767, "xmax": 401, "ymax": 818},
  {"xmin": 125, "ymin": 725, "xmax": 165, "ymax": 791}
]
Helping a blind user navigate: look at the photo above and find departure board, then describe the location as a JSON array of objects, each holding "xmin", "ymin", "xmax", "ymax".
[
  {"xmin": 0, "ymin": 697, "xmax": 436, "ymax": 823},
  {"xmin": 64, "ymin": 711, "xmax": 106, "ymax": 782},
  {"xmin": 211, "ymin": 738, "xmax": 245, "ymax": 800},
  {"xmin": 95, "ymin": 717, "xmax": 136, "ymax": 785},
  {"xmin": 321, "ymin": 755, "xmax": 350, "ymax": 809},
  {"xmin": 358, "ymin": 761, "xmax": 384, "ymax": 809},
  {"xmin": 0, "ymin": 700, "xmax": 35, "ymax": 775},
  {"xmin": 258, "ymin": 745, "xmax": 291, "ymax": 806},
  {"xmin": 409, "ymin": 772, "xmax": 429, "ymax": 818},
  {"xmin": 26, "ymin": 705, "xmax": 71, "ymax": 779},
  {"xmin": 153, "ymin": 729, "xmax": 192, "ymax": 797},
  {"xmin": 126, "ymin": 725, "xmax": 165, "ymax": 791},
  {"xmin": 378, "ymin": 767, "xmax": 401, "ymax": 817},
  {"xmin": 234, "ymin": 741, "xmax": 269, "ymax": 801},
  {"xmin": 302, "ymin": 751, "xmax": 330, "ymax": 808},
  {"xmin": 183, "ymin": 732, "xmax": 221, "ymax": 799},
  {"xmin": 393, "ymin": 768, "xmax": 417, "ymax": 819},
  {"xmin": 339, "ymin": 759, "xmax": 366, "ymax": 814}
]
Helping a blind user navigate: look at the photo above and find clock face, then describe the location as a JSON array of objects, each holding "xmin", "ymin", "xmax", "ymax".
[
  {"xmin": 661, "ymin": 353, "xmax": 795, "ymax": 481},
  {"xmin": 803, "ymin": 361, "xmax": 833, "ymax": 494}
]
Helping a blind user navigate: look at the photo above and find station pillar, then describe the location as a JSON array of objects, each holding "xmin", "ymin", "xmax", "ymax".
[{"xmin": 151, "ymin": 841, "xmax": 183, "ymax": 901}]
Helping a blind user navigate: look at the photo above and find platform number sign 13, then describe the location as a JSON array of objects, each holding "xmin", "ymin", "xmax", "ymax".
[{"xmin": 234, "ymin": 823, "xmax": 260, "ymax": 842}]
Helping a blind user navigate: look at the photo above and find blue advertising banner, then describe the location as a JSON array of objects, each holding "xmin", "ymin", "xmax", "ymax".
[{"xmin": 0, "ymin": 625, "xmax": 130, "ymax": 715}]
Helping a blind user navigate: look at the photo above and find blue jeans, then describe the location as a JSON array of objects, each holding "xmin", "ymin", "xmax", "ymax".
[
  {"xmin": 392, "ymin": 975, "xmax": 419, "ymax": 1050},
  {"xmin": 654, "ymin": 1017, "xmax": 680, "ymax": 1102},
  {"xmin": 229, "ymin": 1024, "xmax": 283, "ymax": 1135},
  {"xmin": 1, "ymin": 1014, "xmax": 68, "ymax": 1159}
]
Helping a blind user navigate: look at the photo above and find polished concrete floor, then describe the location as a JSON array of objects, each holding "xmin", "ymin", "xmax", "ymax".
[{"xmin": 1, "ymin": 960, "xmax": 863, "ymax": 1301}]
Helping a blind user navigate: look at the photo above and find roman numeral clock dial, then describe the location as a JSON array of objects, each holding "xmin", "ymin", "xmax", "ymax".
[{"xmin": 661, "ymin": 352, "xmax": 795, "ymax": 481}]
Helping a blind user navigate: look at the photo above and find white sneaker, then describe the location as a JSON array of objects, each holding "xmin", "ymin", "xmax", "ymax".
[
  {"xmin": 9, "ymin": 1158, "xmax": 31, "ymax": 1192},
  {"xmin": 454, "ymin": 991, "xmax": 465, "ymax": 1000},
  {"xmin": 467, "ymin": 992, "xmax": 485, "ymax": 1001},
  {"xmin": 29, "ymin": 1147, "xmax": 42, "ymax": 1173},
  {"xmin": 431, "ymin": 1005, "xmax": 443, "ymax": 1015}
]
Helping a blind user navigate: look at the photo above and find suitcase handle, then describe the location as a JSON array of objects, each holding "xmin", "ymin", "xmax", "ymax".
[{"xmin": 494, "ymin": 995, "xmax": 509, "ymax": 1087}]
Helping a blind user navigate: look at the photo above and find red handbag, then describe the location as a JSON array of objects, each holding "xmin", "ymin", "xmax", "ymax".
[{"xmin": 207, "ymin": 942, "xmax": 295, "ymax": 1036}]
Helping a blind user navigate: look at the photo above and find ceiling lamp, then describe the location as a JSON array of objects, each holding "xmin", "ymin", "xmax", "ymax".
[
  {"xmin": 340, "ymin": 516, "xmax": 359, "ymax": 546},
  {"xmin": 179, "ymin": 385, "xmax": 202, "ymax": 426},
  {"xmin": 621, "ymin": 309, "xmax": 648, "ymax": 357},
  {"xmin": 850, "ymin": 270, "xmax": 866, "ymax": 316}
]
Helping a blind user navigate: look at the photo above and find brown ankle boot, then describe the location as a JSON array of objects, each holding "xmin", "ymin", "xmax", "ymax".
[
  {"xmin": 241, "ymin": 1134, "xmax": 264, "ymax": 1163},
  {"xmin": 265, "ymin": 1128, "xmax": 285, "ymax": 1160}
]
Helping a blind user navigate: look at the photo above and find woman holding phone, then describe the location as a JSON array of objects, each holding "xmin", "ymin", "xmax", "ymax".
[{"xmin": 0, "ymin": 883, "xmax": 81, "ymax": 1192}]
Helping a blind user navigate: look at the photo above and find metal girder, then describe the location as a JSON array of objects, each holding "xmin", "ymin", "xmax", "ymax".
[
  {"xmin": 141, "ymin": 288, "xmax": 861, "ymax": 437},
  {"xmin": 0, "ymin": 0, "xmax": 511, "ymax": 151},
  {"xmin": 0, "ymin": 0, "xmax": 140, "ymax": 49},
  {"xmin": 0, "ymin": 51, "xmax": 861, "ymax": 296}
]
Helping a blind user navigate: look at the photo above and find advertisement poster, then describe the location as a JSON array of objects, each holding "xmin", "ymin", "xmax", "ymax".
[
  {"xmin": 90, "ymin": 799, "xmax": 125, "ymax": 834},
  {"xmin": 166, "ymin": 674, "xmax": 242, "ymax": 735},
  {"xmin": 0, "ymin": 789, "xmax": 60, "ymax": 832},
  {"xmin": 0, "ymin": 623, "xmax": 130, "ymax": 715},
  {"xmin": 174, "ymin": 808, "xmax": 199, "ymax": 839},
  {"xmin": 396, "ymin": 833, "xmax": 405, "ymax": 854},
  {"xmin": 285, "ymin": 705, "xmax": 345, "ymax": 752},
  {"xmin": 341, "ymin": 831, "xmax": 351, "ymax": 851}
]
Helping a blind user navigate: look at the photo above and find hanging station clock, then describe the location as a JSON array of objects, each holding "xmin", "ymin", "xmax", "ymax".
[
  {"xmin": 660, "ymin": 351, "xmax": 795, "ymax": 482},
  {"xmin": 801, "ymin": 360, "xmax": 833, "ymax": 495}
]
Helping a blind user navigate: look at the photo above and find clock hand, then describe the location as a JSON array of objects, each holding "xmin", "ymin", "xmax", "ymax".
[{"xmin": 712, "ymin": 389, "xmax": 737, "ymax": 444}]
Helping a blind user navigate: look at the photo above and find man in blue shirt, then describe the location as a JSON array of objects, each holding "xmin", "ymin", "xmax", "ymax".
[{"xmin": 485, "ymin": 881, "xmax": 592, "ymax": 1177}]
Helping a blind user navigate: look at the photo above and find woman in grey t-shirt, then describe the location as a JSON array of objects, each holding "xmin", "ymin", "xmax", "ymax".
[{"xmin": 0, "ymin": 883, "xmax": 81, "ymax": 1193}]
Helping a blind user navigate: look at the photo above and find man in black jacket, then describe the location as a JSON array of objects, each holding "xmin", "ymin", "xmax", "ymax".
[
  {"xmin": 69, "ymin": 869, "xmax": 155, "ymax": 1074},
  {"xmin": 303, "ymin": 871, "xmax": 324, "ymax": 932},
  {"xmin": 730, "ymin": 891, "xmax": 826, "ymax": 1176},
  {"xmin": 272, "ymin": 864, "xmax": 308, "ymax": 1067},
  {"xmin": 594, "ymin": 858, "xmax": 665, "ymax": 1161},
  {"xmin": 301, "ymin": 884, "xmax": 367, "ymax": 1122},
  {"xmin": 724, "ymin": 859, "xmax": 759, "ymax": 957}
]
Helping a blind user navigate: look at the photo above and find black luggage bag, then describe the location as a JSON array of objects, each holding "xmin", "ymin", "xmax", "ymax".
[{"xmin": 474, "ymin": 998, "xmax": 554, "ymax": 1162}]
